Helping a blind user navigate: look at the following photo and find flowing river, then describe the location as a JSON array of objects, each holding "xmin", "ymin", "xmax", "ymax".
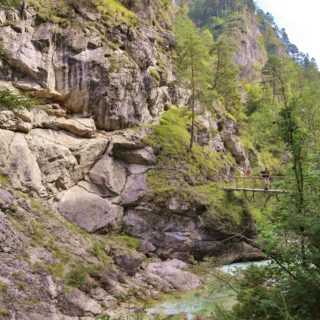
[{"xmin": 144, "ymin": 260, "xmax": 272, "ymax": 319}]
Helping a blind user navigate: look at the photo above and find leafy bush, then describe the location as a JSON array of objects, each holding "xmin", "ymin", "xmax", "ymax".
[
  {"xmin": 0, "ymin": 89, "xmax": 40, "ymax": 110},
  {"xmin": 65, "ymin": 263, "xmax": 88, "ymax": 287}
]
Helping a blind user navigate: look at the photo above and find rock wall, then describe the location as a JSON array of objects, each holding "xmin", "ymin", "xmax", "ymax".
[
  {"xmin": 0, "ymin": 102, "xmax": 256, "ymax": 257},
  {"xmin": 0, "ymin": 1, "xmax": 185, "ymax": 131}
]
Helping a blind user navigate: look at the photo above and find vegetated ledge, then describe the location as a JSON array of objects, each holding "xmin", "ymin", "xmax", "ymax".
[{"xmin": 122, "ymin": 107, "xmax": 265, "ymax": 263}]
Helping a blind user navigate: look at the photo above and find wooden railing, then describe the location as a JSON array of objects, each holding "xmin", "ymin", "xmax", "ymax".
[{"xmin": 221, "ymin": 175, "xmax": 288, "ymax": 194}]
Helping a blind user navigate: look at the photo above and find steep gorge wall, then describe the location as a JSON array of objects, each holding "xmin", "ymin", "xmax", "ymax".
[
  {"xmin": 187, "ymin": 0, "xmax": 287, "ymax": 81},
  {"xmin": 0, "ymin": 0, "xmax": 187, "ymax": 130},
  {"xmin": 0, "ymin": 1, "xmax": 264, "ymax": 318}
]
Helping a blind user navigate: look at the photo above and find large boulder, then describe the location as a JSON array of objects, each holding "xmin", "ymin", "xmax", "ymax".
[
  {"xmin": 114, "ymin": 250, "xmax": 145, "ymax": 276},
  {"xmin": 58, "ymin": 288, "xmax": 103, "ymax": 317},
  {"xmin": 221, "ymin": 119, "xmax": 249, "ymax": 166},
  {"xmin": 121, "ymin": 174, "xmax": 147, "ymax": 206},
  {"xmin": 144, "ymin": 259, "xmax": 201, "ymax": 292},
  {"xmin": 88, "ymin": 155, "xmax": 127, "ymax": 196},
  {"xmin": 58, "ymin": 186, "xmax": 123, "ymax": 233},
  {"xmin": 0, "ymin": 130, "xmax": 46, "ymax": 195}
]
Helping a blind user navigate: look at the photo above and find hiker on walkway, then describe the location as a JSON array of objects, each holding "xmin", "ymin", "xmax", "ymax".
[{"xmin": 261, "ymin": 168, "xmax": 270, "ymax": 190}]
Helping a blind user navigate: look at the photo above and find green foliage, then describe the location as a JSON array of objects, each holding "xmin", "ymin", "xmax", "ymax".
[
  {"xmin": 147, "ymin": 66, "xmax": 161, "ymax": 84},
  {"xmin": 175, "ymin": 7, "xmax": 245, "ymax": 126},
  {"xmin": 174, "ymin": 12, "xmax": 214, "ymax": 148},
  {"xmin": 223, "ymin": 32, "xmax": 320, "ymax": 320},
  {"xmin": 241, "ymin": 83, "xmax": 284, "ymax": 170},
  {"xmin": 0, "ymin": 0, "xmax": 20, "ymax": 7},
  {"xmin": 28, "ymin": 0, "xmax": 137, "ymax": 26},
  {"xmin": 174, "ymin": 14, "xmax": 212, "ymax": 84},
  {"xmin": 112, "ymin": 235, "xmax": 140, "ymax": 250},
  {"xmin": 92, "ymin": 0, "xmax": 137, "ymax": 25},
  {"xmin": 30, "ymin": 220, "xmax": 45, "ymax": 246},
  {"xmin": 212, "ymin": 36, "xmax": 243, "ymax": 119},
  {"xmin": 30, "ymin": 198, "xmax": 44, "ymax": 212},
  {"xmin": 65, "ymin": 263, "xmax": 88, "ymax": 287},
  {"xmin": 195, "ymin": 183, "xmax": 246, "ymax": 226},
  {"xmin": 144, "ymin": 108, "xmax": 247, "ymax": 226},
  {"xmin": 0, "ymin": 89, "xmax": 41, "ymax": 111},
  {"xmin": 18, "ymin": 281, "xmax": 25, "ymax": 291},
  {"xmin": 230, "ymin": 266, "xmax": 288, "ymax": 320},
  {"xmin": 51, "ymin": 246, "xmax": 70, "ymax": 265},
  {"xmin": 92, "ymin": 241, "xmax": 113, "ymax": 264},
  {"xmin": 146, "ymin": 108, "xmax": 230, "ymax": 184},
  {"xmin": 0, "ymin": 307, "xmax": 9, "ymax": 317},
  {"xmin": 0, "ymin": 46, "xmax": 9, "ymax": 59},
  {"xmin": 28, "ymin": 0, "xmax": 69, "ymax": 26},
  {"xmin": 0, "ymin": 171, "xmax": 10, "ymax": 187},
  {"xmin": 95, "ymin": 315, "xmax": 111, "ymax": 320},
  {"xmin": 33, "ymin": 261, "xmax": 65, "ymax": 279},
  {"xmin": 0, "ymin": 282, "xmax": 8, "ymax": 293}
]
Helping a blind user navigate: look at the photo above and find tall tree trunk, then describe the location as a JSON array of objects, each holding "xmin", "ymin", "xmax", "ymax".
[{"xmin": 190, "ymin": 65, "xmax": 195, "ymax": 151}]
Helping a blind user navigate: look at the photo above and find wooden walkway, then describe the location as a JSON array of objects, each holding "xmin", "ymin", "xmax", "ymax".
[{"xmin": 221, "ymin": 187, "xmax": 289, "ymax": 194}]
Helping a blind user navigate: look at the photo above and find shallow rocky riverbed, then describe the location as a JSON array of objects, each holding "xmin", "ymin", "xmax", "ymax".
[{"xmin": 144, "ymin": 260, "xmax": 272, "ymax": 320}]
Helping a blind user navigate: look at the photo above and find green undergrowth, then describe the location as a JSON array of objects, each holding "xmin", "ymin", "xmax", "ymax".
[
  {"xmin": 0, "ymin": 0, "xmax": 20, "ymax": 7},
  {"xmin": 0, "ymin": 89, "xmax": 42, "ymax": 111},
  {"xmin": 111, "ymin": 235, "xmax": 141, "ymax": 251},
  {"xmin": 195, "ymin": 183, "xmax": 247, "ymax": 226},
  {"xmin": 145, "ymin": 107, "xmax": 246, "ymax": 226},
  {"xmin": 147, "ymin": 66, "xmax": 161, "ymax": 84},
  {"xmin": 0, "ymin": 171, "xmax": 10, "ymax": 187},
  {"xmin": 92, "ymin": 0, "xmax": 137, "ymax": 25},
  {"xmin": 145, "ymin": 107, "xmax": 233, "ymax": 183},
  {"xmin": 28, "ymin": 0, "xmax": 137, "ymax": 26},
  {"xmin": 28, "ymin": 0, "xmax": 70, "ymax": 26}
]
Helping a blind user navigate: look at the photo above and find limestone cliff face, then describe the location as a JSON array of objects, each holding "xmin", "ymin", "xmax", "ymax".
[
  {"xmin": 232, "ymin": 11, "xmax": 268, "ymax": 81},
  {"xmin": 0, "ymin": 1, "xmax": 262, "ymax": 319},
  {"xmin": 0, "ymin": 0, "xmax": 186, "ymax": 130},
  {"xmin": 188, "ymin": 0, "xmax": 287, "ymax": 81},
  {"xmin": 231, "ymin": 10, "xmax": 287, "ymax": 81}
]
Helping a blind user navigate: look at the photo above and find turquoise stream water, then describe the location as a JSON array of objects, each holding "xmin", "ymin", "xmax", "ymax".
[{"xmin": 145, "ymin": 260, "xmax": 271, "ymax": 319}]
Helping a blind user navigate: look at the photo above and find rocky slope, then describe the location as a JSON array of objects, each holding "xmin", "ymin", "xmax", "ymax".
[{"xmin": 0, "ymin": 1, "xmax": 264, "ymax": 319}]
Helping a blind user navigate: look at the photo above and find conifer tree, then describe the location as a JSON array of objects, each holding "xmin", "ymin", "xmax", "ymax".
[
  {"xmin": 212, "ymin": 36, "xmax": 242, "ymax": 117},
  {"xmin": 262, "ymin": 56, "xmax": 290, "ymax": 106},
  {"xmin": 174, "ymin": 13, "xmax": 212, "ymax": 150}
]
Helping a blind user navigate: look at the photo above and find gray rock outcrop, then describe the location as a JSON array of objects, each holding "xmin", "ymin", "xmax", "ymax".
[
  {"xmin": 59, "ymin": 186, "xmax": 124, "ymax": 233},
  {"xmin": 0, "ymin": 3, "xmax": 188, "ymax": 132},
  {"xmin": 144, "ymin": 259, "xmax": 201, "ymax": 292}
]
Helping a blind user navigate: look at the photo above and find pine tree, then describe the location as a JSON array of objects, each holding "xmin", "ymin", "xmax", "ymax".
[
  {"xmin": 212, "ymin": 36, "xmax": 242, "ymax": 117},
  {"xmin": 262, "ymin": 56, "xmax": 290, "ymax": 106},
  {"xmin": 174, "ymin": 13, "xmax": 212, "ymax": 150}
]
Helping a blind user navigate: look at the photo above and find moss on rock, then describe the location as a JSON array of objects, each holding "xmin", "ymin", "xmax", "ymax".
[{"xmin": 144, "ymin": 107, "xmax": 247, "ymax": 227}]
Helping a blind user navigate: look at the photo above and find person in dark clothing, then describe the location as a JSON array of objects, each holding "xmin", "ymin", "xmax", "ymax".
[{"xmin": 261, "ymin": 168, "xmax": 270, "ymax": 190}]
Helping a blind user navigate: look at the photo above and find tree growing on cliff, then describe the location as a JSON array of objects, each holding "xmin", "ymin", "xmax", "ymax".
[
  {"xmin": 174, "ymin": 13, "xmax": 212, "ymax": 150},
  {"xmin": 212, "ymin": 36, "xmax": 242, "ymax": 118}
]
